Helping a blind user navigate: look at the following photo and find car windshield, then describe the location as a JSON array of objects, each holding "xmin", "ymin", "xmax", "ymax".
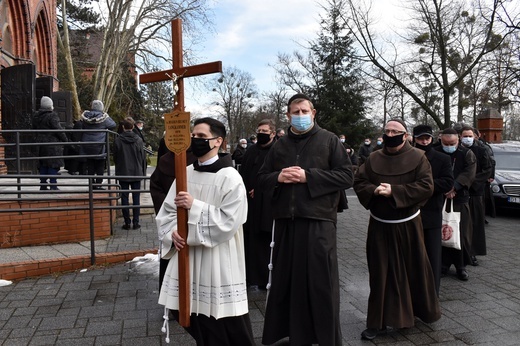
[{"xmin": 494, "ymin": 152, "xmax": 520, "ymax": 171}]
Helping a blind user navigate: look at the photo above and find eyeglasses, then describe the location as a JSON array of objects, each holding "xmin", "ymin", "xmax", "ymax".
[
  {"xmin": 384, "ymin": 129, "xmax": 406, "ymax": 136},
  {"xmin": 257, "ymin": 129, "xmax": 272, "ymax": 134},
  {"xmin": 191, "ymin": 136, "xmax": 219, "ymax": 141}
]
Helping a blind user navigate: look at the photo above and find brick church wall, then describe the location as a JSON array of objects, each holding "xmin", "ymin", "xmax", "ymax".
[{"xmin": 1, "ymin": 0, "xmax": 58, "ymax": 174}]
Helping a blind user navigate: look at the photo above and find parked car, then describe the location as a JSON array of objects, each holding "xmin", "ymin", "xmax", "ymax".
[{"xmin": 489, "ymin": 141, "xmax": 520, "ymax": 211}]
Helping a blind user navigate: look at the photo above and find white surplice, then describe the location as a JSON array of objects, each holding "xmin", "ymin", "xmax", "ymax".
[{"xmin": 156, "ymin": 165, "xmax": 249, "ymax": 319}]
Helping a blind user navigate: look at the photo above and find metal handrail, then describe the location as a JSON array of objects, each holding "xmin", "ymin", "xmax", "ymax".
[
  {"xmin": 0, "ymin": 128, "xmax": 116, "ymax": 170},
  {"xmin": 0, "ymin": 129, "xmax": 155, "ymax": 265}
]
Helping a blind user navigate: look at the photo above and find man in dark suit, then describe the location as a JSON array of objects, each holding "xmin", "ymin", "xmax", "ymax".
[
  {"xmin": 435, "ymin": 128, "xmax": 476, "ymax": 281},
  {"xmin": 413, "ymin": 125, "xmax": 454, "ymax": 295},
  {"xmin": 460, "ymin": 126, "xmax": 492, "ymax": 266}
]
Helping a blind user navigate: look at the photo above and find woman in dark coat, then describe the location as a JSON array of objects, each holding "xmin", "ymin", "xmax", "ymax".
[
  {"xmin": 80, "ymin": 100, "xmax": 116, "ymax": 189},
  {"xmin": 32, "ymin": 96, "xmax": 68, "ymax": 190}
]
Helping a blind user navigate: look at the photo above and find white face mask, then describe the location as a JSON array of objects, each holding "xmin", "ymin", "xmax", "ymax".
[
  {"xmin": 340, "ymin": 138, "xmax": 345, "ymax": 143},
  {"xmin": 442, "ymin": 145, "xmax": 457, "ymax": 154},
  {"xmin": 290, "ymin": 113, "xmax": 313, "ymax": 132},
  {"xmin": 364, "ymin": 141, "xmax": 371, "ymax": 146},
  {"xmin": 461, "ymin": 137, "xmax": 474, "ymax": 147},
  {"xmin": 241, "ymin": 143, "xmax": 248, "ymax": 149}
]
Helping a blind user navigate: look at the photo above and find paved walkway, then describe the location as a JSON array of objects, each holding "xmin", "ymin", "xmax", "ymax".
[{"xmin": 1, "ymin": 191, "xmax": 520, "ymax": 345}]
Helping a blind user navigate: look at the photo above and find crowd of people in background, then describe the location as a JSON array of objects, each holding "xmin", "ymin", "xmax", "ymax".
[
  {"xmin": 33, "ymin": 96, "xmax": 151, "ymax": 231},
  {"xmin": 155, "ymin": 100, "xmax": 493, "ymax": 343},
  {"xmin": 147, "ymin": 96, "xmax": 496, "ymax": 344},
  {"xmin": 33, "ymin": 92, "xmax": 497, "ymax": 344}
]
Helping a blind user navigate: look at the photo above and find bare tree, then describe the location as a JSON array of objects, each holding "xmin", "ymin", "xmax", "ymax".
[
  {"xmin": 497, "ymin": 1, "xmax": 520, "ymax": 31},
  {"xmin": 363, "ymin": 66, "xmax": 401, "ymax": 127},
  {"xmin": 57, "ymin": 0, "xmax": 100, "ymax": 119},
  {"xmin": 91, "ymin": 0, "xmax": 211, "ymax": 110},
  {"xmin": 57, "ymin": 0, "xmax": 82, "ymax": 120},
  {"xmin": 271, "ymin": 0, "xmax": 370, "ymax": 142},
  {"xmin": 262, "ymin": 86, "xmax": 290, "ymax": 129},
  {"xmin": 343, "ymin": 0, "xmax": 516, "ymax": 128},
  {"xmin": 482, "ymin": 35, "xmax": 520, "ymax": 112},
  {"xmin": 271, "ymin": 51, "xmax": 320, "ymax": 96},
  {"xmin": 209, "ymin": 67, "xmax": 258, "ymax": 146}
]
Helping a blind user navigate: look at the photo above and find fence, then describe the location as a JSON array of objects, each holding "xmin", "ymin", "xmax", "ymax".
[{"xmin": 0, "ymin": 128, "xmax": 155, "ymax": 265}]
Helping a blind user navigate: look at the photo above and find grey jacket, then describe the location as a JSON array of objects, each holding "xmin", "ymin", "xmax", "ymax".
[{"xmin": 79, "ymin": 110, "xmax": 116, "ymax": 159}]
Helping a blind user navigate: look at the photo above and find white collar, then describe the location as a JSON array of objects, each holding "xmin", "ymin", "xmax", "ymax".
[{"xmin": 198, "ymin": 155, "xmax": 219, "ymax": 166}]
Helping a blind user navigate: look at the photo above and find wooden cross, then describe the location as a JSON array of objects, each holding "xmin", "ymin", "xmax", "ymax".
[{"xmin": 139, "ymin": 18, "xmax": 222, "ymax": 327}]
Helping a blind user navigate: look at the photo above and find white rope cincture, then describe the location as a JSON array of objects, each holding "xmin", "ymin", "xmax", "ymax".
[
  {"xmin": 369, "ymin": 209, "xmax": 420, "ymax": 224},
  {"xmin": 266, "ymin": 220, "xmax": 275, "ymax": 302},
  {"xmin": 161, "ymin": 306, "xmax": 171, "ymax": 343}
]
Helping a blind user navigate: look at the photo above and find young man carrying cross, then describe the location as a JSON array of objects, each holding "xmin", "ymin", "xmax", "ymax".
[{"xmin": 156, "ymin": 117, "xmax": 254, "ymax": 345}]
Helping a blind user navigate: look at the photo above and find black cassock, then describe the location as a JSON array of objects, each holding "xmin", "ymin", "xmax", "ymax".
[{"xmin": 240, "ymin": 141, "xmax": 275, "ymax": 288}]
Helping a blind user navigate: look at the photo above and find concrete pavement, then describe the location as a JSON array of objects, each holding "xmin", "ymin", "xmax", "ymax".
[{"xmin": 1, "ymin": 192, "xmax": 520, "ymax": 345}]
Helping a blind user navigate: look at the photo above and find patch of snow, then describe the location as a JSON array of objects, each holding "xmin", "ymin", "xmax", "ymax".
[{"xmin": 0, "ymin": 279, "xmax": 13, "ymax": 287}]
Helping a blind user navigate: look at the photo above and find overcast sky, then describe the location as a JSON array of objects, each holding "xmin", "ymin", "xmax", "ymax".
[{"xmin": 180, "ymin": 0, "xmax": 404, "ymax": 113}]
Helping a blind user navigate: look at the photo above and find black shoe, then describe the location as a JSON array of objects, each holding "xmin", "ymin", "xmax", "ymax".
[
  {"xmin": 470, "ymin": 256, "xmax": 479, "ymax": 266},
  {"xmin": 133, "ymin": 223, "xmax": 141, "ymax": 230},
  {"xmin": 50, "ymin": 186, "xmax": 60, "ymax": 191},
  {"xmin": 40, "ymin": 186, "xmax": 49, "ymax": 190},
  {"xmin": 122, "ymin": 224, "xmax": 131, "ymax": 230},
  {"xmin": 456, "ymin": 268, "xmax": 469, "ymax": 281},
  {"xmin": 93, "ymin": 186, "xmax": 105, "ymax": 191},
  {"xmin": 361, "ymin": 327, "xmax": 391, "ymax": 340}
]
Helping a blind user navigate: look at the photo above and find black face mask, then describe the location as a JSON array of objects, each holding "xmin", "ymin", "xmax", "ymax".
[
  {"xmin": 414, "ymin": 142, "xmax": 432, "ymax": 152},
  {"xmin": 256, "ymin": 133, "xmax": 271, "ymax": 145},
  {"xmin": 190, "ymin": 137, "xmax": 216, "ymax": 158},
  {"xmin": 383, "ymin": 133, "xmax": 405, "ymax": 148}
]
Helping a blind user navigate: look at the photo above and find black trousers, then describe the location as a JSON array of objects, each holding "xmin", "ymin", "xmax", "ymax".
[
  {"xmin": 86, "ymin": 159, "xmax": 105, "ymax": 184},
  {"xmin": 171, "ymin": 310, "xmax": 254, "ymax": 346}
]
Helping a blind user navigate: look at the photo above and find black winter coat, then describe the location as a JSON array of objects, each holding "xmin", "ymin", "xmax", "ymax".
[
  {"xmin": 113, "ymin": 131, "xmax": 146, "ymax": 182},
  {"xmin": 420, "ymin": 147, "xmax": 454, "ymax": 229},
  {"xmin": 32, "ymin": 110, "xmax": 68, "ymax": 169},
  {"xmin": 149, "ymin": 150, "xmax": 197, "ymax": 214},
  {"xmin": 240, "ymin": 140, "xmax": 275, "ymax": 233},
  {"xmin": 467, "ymin": 143, "xmax": 493, "ymax": 196},
  {"xmin": 434, "ymin": 145, "xmax": 476, "ymax": 205},
  {"xmin": 231, "ymin": 145, "xmax": 247, "ymax": 166},
  {"xmin": 358, "ymin": 143, "xmax": 372, "ymax": 165}
]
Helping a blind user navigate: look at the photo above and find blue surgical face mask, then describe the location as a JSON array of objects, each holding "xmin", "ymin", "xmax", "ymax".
[
  {"xmin": 376, "ymin": 140, "xmax": 382, "ymax": 145},
  {"xmin": 290, "ymin": 114, "xmax": 313, "ymax": 132},
  {"xmin": 461, "ymin": 137, "xmax": 474, "ymax": 147},
  {"xmin": 442, "ymin": 145, "xmax": 457, "ymax": 154}
]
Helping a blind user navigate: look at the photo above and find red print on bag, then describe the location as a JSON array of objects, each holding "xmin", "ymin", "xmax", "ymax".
[{"xmin": 442, "ymin": 224, "xmax": 453, "ymax": 241}]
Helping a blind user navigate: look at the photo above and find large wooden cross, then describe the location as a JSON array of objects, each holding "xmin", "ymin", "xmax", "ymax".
[{"xmin": 139, "ymin": 19, "xmax": 222, "ymax": 327}]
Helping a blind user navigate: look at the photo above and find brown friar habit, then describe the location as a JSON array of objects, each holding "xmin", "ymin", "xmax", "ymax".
[{"xmin": 354, "ymin": 141, "xmax": 441, "ymax": 330}]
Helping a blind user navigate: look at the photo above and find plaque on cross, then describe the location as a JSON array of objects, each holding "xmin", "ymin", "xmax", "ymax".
[{"xmin": 139, "ymin": 18, "xmax": 222, "ymax": 327}]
